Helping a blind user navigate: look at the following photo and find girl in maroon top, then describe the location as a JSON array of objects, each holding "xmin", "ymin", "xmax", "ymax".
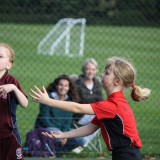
[
  {"xmin": 0, "ymin": 43, "xmax": 28, "ymax": 160},
  {"xmin": 30, "ymin": 57, "xmax": 151, "ymax": 160}
]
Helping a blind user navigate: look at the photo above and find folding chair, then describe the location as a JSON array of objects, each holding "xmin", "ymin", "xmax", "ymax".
[{"xmin": 73, "ymin": 115, "xmax": 103, "ymax": 154}]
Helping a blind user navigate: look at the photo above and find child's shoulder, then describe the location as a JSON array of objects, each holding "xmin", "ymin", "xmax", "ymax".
[{"xmin": 5, "ymin": 73, "xmax": 19, "ymax": 84}]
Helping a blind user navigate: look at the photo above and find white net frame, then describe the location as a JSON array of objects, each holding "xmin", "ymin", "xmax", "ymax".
[{"xmin": 37, "ymin": 18, "xmax": 86, "ymax": 57}]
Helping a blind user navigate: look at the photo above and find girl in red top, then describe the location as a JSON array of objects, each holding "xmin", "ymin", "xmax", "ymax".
[{"xmin": 30, "ymin": 57, "xmax": 151, "ymax": 160}]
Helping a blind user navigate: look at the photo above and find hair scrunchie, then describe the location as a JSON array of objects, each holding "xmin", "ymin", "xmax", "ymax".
[{"xmin": 131, "ymin": 83, "xmax": 136, "ymax": 89}]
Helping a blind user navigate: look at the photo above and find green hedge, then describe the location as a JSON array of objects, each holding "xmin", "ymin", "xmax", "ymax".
[{"xmin": 0, "ymin": 0, "xmax": 160, "ymax": 26}]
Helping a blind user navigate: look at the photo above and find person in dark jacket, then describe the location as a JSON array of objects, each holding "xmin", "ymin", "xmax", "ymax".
[
  {"xmin": 73, "ymin": 58, "xmax": 103, "ymax": 121},
  {"xmin": 71, "ymin": 58, "xmax": 103, "ymax": 152}
]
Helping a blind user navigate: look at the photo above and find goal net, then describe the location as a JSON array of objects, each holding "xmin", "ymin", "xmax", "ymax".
[{"xmin": 37, "ymin": 18, "xmax": 86, "ymax": 57}]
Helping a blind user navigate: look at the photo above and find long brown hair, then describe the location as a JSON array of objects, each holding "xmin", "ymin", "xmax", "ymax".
[{"xmin": 46, "ymin": 74, "xmax": 79, "ymax": 102}]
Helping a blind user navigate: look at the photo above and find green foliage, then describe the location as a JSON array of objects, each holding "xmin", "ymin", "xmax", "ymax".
[{"xmin": 0, "ymin": 0, "xmax": 159, "ymax": 26}]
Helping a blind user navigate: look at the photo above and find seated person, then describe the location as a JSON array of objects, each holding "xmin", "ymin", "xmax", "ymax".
[
  {"xmin": 34, "ymin": 75, "xmax": 85, "ymax": 156},
  {"xmin": 73, "ymin": 58, "xmax": 103, "ymax": 147},
  {"xmin": 73, "ymin": 58, "xmax": 103, "ymax": 122}
]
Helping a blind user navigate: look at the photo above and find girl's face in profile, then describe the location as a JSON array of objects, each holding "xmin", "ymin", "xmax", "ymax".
[
  {"xmin": 57, "ymin": 79, "xmax": 70, "ymax": 96},
  {"xmin": 84, "ymin": 62, "xmax": 97, "ymax": 80},
  {"xmin": 101, "ymin": 67, "xmax": 116, "ymax": 94}
]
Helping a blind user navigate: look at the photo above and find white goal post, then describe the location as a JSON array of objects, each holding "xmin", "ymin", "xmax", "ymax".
[{"xmin": 37, "ymin": 18, "xmax": 86, "ymax": 57}]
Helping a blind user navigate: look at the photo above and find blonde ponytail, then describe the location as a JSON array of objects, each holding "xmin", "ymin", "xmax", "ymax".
[{"xmin": 131, "ymin": 84, "xmax": 151, "ymax": 102}]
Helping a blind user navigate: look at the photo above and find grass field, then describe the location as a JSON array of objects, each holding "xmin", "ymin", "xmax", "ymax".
[
  {"xmin": 23, "ymin": 158, "xmax": 154, "ymax": 160},
  {"xmin": 0, "ymin": 23, "xmax": 160, "ymax": 158},
  {"xmin": 25, "ymin": 158, "xmax": 159, "ymax": 160},
  {"xmin": 24, "ymin": 158, "xmax": 112, "ymax": 160}
]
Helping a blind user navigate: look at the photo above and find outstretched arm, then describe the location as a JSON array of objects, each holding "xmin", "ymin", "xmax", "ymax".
[
  {"xmin": 0, "ymin": 84, "xmax": 28, "ymax": 108},
  {"xmin": 42, "ymin": 123, "xmax": 99, "ymax": 139},
  {"xmin": 30, "ymin": 85, "xmax": 94, "ymax": 114}
]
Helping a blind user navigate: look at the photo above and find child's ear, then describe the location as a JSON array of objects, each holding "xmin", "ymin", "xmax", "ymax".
[
  {"xmin": 6, "ymin": 62, "xmax": 12, "ymax": 70},
  {"xmin": 114, "ymin": 79, "xmax": 123, "ymax": 86}
]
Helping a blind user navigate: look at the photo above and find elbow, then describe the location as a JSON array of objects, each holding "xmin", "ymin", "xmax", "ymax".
[
  {"xmin": 71, "ymin": 104, "xmax": 81, "ymax": 113},
  {"xmin": 72, "ymin": 108, "xmax": 81, "ymax": 113},
  {"xmin": 74, "ymin": 105, "xmax": 83, "ymax": 114},
  {"xmin": 21, "ymin": 100, "xmax": 28, "ymax": 108}
]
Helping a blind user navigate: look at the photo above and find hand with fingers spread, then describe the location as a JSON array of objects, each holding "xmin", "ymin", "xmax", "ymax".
[
  {"xmin": 0, "ymin": 84, "xmax": 28, "ymax": 107},
  {"xmin": 0, "ymin": 85, "xmax": 7, "ymax": 99},
  {"xmin": 0, "ymin": 84, "xmax": 15, "ymax": 98},
  {"xmin": 42, "ymin": 131, "xmax": 67, "ymax": 146},
  {"xmin": 30, "ymin": 85, "xmax": 50, "ymax": 104},
  {"xmin": 42, "ymin": 131, "xmax": 63, "ymax": 139}
]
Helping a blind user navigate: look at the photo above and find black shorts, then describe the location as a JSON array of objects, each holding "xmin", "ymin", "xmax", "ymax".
[
  {"xmin": 0, "ymin": 135, "xmax": 24, "ymax": 160},
  {"xmin": 112, "ymin": 146, "xmax": 142, "ymax": 160}
]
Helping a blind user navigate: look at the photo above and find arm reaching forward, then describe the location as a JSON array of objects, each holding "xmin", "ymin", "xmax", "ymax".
[
  {"xmin": 0, "ymin": 84, "xmax": 28, "ymax": 108},
  {"xmin": 42, "ymin": 123, "xmax": 99, "ymax": 140},
  {"xmin": 30, "ymin": 85, "xmax": 94, "ymax": 115}
]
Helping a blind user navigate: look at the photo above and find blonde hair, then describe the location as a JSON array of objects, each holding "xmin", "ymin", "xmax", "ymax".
[
  {"xmin": 105, "ymin": 57, "xmax": 151, "ymax": 102},
  {"xmin": 0, "ymin": 43, "xmax": 15, "ymax": 64},
  {"xmin": 82, "ymin": 58, "xmax": 98, "ymax": 74}
]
